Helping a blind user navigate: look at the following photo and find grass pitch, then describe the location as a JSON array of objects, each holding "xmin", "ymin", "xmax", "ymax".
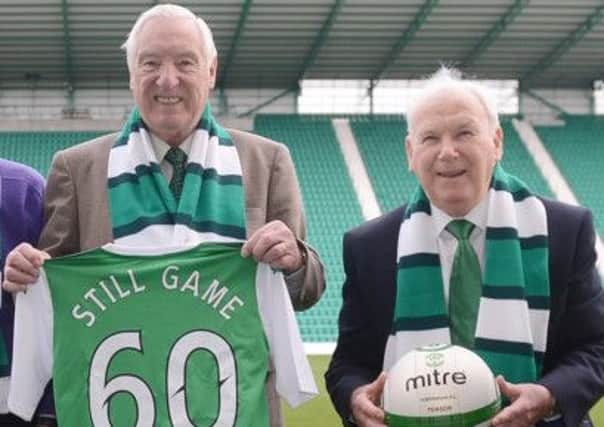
[
  {"xmin": 592, "ymin": 398, "xmax": 604, "ymax": 426},
  {"xmin": 284, "ymin": 355, "xmax": 604, "ymax": 427},
  {"xmin": 283, "ymin": 355, "xmax": 340, "ymax": 426}
]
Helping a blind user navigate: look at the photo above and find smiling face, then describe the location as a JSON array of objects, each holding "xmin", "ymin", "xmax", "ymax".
[
  {"xmin": 405, "ymin": 87, "xmax": 503, "ymax": 217},
  {"xmin": 129, "ymin": 15, "xmax": 217, "ymax": 146}
]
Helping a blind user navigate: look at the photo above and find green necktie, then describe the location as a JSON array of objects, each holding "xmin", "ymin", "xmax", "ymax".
[
  {"xmin": 164, "ymin": 147, "xmax": 187, "ymax": 201},
  {"xmin": 447, "ymin": 219, "xmax": 481, "ymax": 349}
]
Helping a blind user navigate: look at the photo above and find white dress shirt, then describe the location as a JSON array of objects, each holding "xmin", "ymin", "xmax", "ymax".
[
  {"xmin": 149, "ymin": 133, "xmax": 194, "ymax": 181},
  {"xmin": 431, "ymin": 196, "xmax": 489, "ymax": 303}
]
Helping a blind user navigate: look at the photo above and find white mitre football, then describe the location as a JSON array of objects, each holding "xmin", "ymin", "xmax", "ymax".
[{"xmin": 383, "ymin": 344, "xmax": 501, "ymax": 427}]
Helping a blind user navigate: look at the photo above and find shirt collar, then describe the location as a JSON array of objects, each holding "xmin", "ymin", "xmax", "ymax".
[
  {"xmin": 431, "ymin": 194, "xmax": 489, "ymax": 238},
  {"xmin": 149, "ymin": 133, "xmax": 194, "ymax": 162}
]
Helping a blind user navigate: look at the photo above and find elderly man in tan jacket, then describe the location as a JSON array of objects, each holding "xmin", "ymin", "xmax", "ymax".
[{"xmin": 4, "ymin": 4, "xmax": 324, "ymax": 426}]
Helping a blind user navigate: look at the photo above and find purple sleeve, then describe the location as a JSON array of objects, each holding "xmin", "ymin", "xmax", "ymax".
[
  {"xmin": 0, "ymin": 159, "xmax": 45, "ymax": 252},
  {"xmin": 23, "ymin": 174, "xmax": 45, "ymax": 247},
  {"xmin": 0, "ymin": 160, "xmax": 54, "ymax": 416}
]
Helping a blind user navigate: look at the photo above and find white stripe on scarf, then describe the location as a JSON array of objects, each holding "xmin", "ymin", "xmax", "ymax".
[
  {"xmin": 108, "ymin": 128, "xmax": 242, "ymax": 179},
  {"xmin": 385, "ymin": 186, "xmax": 549, "ymax": 370},
  {"xmin": 396, "ymin": 211, "xmax": 439, "ymax": 257},
  {"xmin": 109, "ymin": 122, "xmax": 245, "ymax": 246},
  {"xmin": 488, "ymin": 190, "xmax": 548, "ymax": 236}
]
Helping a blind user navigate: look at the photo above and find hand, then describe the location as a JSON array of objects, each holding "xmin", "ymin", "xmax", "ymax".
[
  {"xmin": 490, "ymin": 375, "xmax": 556, "ymax": 427},
  {"xmin": 3, "ymin": 243, "xmax": 50, "ymax": 293},
  {"xmin": 241, "ymin": 220, "xmax": 304, "ymax": 274},
  {"xmin": 350, "ymin": 373, "xmax": 386, "ymax": 427}
]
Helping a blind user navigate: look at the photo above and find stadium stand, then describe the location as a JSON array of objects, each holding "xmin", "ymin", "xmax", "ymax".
[
  {"xmin": 254, "ymin": 115, "xmax": 364, "ymax": 342},
  {"xmin": 535, "ymin": 116, "xmax": 604, "ymax": 235},
  {"xmin": 500, "ymin": 120, "xmax": 553, "ymax": 198},
  {"xmin": 350, "ymin": 116, "xmax": 552, "ymax": 213},
  {"xmin": 349, "ymin": 115, "xmax": 416, "ymax": 213},
  {"xmin": 0, "ymin": 131, "xmax": 106, "ymax": 176},
  {"xmin": 2, "ymin": 0, "xmax": 604, "ymax": 421},
  {"xmin": 0, "ymin": 118, "xmax": 554, "ymax": 345}
]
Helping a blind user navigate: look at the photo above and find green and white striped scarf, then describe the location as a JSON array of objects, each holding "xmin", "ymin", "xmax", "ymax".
[
  {"xmin": 107, "ymin": 104, "xmax": 246, "ymax": 246},
  {"xmin": 384, "ymin": 164, "xmax": 550, "ymax": 384}
]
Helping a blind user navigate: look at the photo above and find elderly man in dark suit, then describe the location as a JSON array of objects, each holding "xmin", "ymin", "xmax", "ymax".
[
  {"xmin": 3, "ymin": 4, "xmax": 323, "ymax": 426},
  {"xmin": 326, "ymin": 67, "xmax": 604, "ymax": 427}
]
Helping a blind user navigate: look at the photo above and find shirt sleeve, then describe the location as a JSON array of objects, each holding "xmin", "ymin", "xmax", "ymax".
[
  {"xmin": 256, "ymin": 263, "xmax": 318, "ymax": 408},
  {"xmin": 8, "ymin": 270, "xmax": 54, "ymax": 421}
]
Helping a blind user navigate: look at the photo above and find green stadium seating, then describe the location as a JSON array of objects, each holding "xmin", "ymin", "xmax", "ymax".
[
  {"xmin": 350, "ymin": 116, "xmax": 552, "ymax": 213},
  {"xmin": 0, "ymin": 131, "xmax": 106, "ymax": 176},
  {"xmin": 535, "ymin": 115, "xmax": 604, "ymax": 234},
  {"xmin": 253, "ymin": 115, "xmax": 556, "ymax": 342},
  {"xmin": 254, "ymin": 115, "xmax": 364, "ymax": 342},
  {"xmin": 349, "ymin": 115, "xmax": 417, "ymax": 213},
  {"xmin": 499, "ymin": 120, "xmax": 553, "ymax": 198},
  {"xmin": 0, "ymin": 118, "xmax": 557, "ymax": 344}
]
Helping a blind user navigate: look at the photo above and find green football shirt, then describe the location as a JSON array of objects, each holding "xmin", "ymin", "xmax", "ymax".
[{"xmin": 9, "ymin": 242, "xmax": 316, "ymax": 426}]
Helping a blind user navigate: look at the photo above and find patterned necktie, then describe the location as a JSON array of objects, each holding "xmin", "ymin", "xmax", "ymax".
[
  {"xmin": 447, "ymin": 219, "xmax": 481, "ymax": 349},
  {"xmin": 164, "ymin": 147, "xmax": 187, "ymax": 202}
]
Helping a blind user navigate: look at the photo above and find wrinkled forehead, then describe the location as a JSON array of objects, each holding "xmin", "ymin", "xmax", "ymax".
[
  {"xmin": 409, "ymin": 88, "xmax": 490, "ymax": 133},
  {"xmin": 135, "ymin": 15, "xmax": 204, "ymax": 57}
]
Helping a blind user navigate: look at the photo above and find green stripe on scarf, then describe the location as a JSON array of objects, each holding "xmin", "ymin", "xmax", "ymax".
[
  {"xmin": 108, "ymin": 103, "xmax": 246, "ymax": 244},
  {"xmin": 475, "ymin": 342, "xmax": 537, "ymax": 385},
  {"xmin": 110, "ymin": 172, "xmax": 177, "ymax": 227},
  {"xmin": 115, "ymin": 108, "xmax": 144, "ymax": 147},
  {"xmin": 198, "ymin": 114, "xmax": 233, "ymax": 144},
  {"xmin": 395, "ymin": 265, "xmax": 447, "ymax": 327},
  {"xmin": 483, "ymin": 239, "xmax": 525, "ymax": 286},
  {"xmin": 386, "ymin": 164, "xmax": 550, "ymax": 388}
]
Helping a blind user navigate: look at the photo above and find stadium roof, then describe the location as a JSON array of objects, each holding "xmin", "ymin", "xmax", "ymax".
[{"xmin": 1, "ymin": 0, "xmax": 603, "ymax": 91}]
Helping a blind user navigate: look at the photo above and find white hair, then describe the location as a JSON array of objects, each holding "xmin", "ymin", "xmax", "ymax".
[
  {"xmin": 406, "ymin": 66, "xmax": 500, "ymax": 134},
  {"xmin": 121, "ymin": 4, "xmax": 217, "ymax": 72}
]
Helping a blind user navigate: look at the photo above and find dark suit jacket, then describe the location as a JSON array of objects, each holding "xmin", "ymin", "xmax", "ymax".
[{"xmin": 325, "ymin": 199, "xmax": 604, "ymax": 427}]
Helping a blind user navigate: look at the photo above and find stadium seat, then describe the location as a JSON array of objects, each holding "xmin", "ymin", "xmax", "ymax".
[
  {"xmin": 535, "ymin": 115, "xmax": 604, "ymax": 234},
  {"xmin": 254, "ymin": 115, "xmax": 363, "ymax": 342},
  {"xmin": 0, "ymin": 131, "xmax": 106, "ymax": 176}
]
